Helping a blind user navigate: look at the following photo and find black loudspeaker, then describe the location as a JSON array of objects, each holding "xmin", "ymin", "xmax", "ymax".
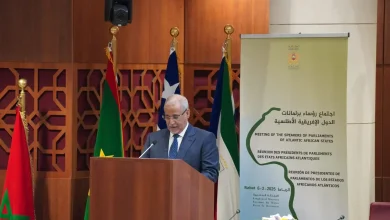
[{"xmin": 105, "ymin": 0, "xmax": 132, "ymax": 26}]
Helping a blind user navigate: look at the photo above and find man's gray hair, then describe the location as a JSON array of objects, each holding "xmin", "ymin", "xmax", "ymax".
[{"xmin": 165, "ymin": 94, "xmax": 189, "ymax": 111}]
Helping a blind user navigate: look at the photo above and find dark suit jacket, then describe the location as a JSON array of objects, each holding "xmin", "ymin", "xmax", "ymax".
[{"xmin": 141, "ymin": 124, "xmax": 219, "ymax": 183}]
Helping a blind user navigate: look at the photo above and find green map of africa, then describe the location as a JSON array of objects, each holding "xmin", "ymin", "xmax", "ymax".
[{"xmin": 246, "ymin": 107, "xmax": 298, "ymax": 219}]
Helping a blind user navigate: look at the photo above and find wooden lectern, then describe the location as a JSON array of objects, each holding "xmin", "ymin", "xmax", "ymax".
[{"xmin": 89, "ymin": 157, "xmax": 214, "ymax": 220}]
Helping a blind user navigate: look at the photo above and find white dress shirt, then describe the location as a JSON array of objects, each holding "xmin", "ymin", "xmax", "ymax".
[{"xmin": 168, "ymin": 122, "xmax": 189, "ymax": 157}]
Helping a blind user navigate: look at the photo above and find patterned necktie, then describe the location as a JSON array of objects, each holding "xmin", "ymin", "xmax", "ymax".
[{"xmin": 168, "ymin": 134, "xmax": 180, "ymax": 159}]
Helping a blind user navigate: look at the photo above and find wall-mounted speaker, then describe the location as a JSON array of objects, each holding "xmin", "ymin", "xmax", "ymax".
[{"xmin": 105, "ymin": 0, "xmax": 132, "ymax": 26}]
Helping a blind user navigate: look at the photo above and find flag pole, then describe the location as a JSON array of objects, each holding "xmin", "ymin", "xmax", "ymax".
[
  {"xmin": 110, "ymin": 26, "xmax": 120, "ymax": 76},
  {"xmin": 224, "ymin": 24, "xmax": 234, "ymax": 65},
  {"xmin": 17, "ymin": 78, "xmax": 36, "ymax": 217},
  {"xmin": 17, "ymin": 78, "xmax": 34, "ymax": 183},
  {"xmin": 170, "ymin": 27, "xmax": 183, "ymax": 93},
  {"xmin": 170, "ymin": 27, "xmax": 179, "ymax": 51},
  {"xmin": 17, "ymin": 79, "xmax": 27, "ymax": 137},
  {"xmin": 223, "ymin": 24, "xmax": 234, "ymax": 90}
]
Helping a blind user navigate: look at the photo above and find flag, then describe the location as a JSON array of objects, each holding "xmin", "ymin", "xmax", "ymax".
[
  {"xmin": 83, "ymin": 47, "xmax": 124, "ymax": 220},
  {"xmin": 0, "ymin": 106, "xmax": 35, "ymax": 219},
  {"xmin": 157, "ymin": 48, "xmax": 181, "ymax": 130},
  {"xmin": 209, "ymin": 56, "xmax": 239, "ymax": 220}
]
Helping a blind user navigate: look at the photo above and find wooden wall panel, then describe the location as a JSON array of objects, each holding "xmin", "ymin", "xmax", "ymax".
[
  {"xmin": 384, "ymin": 178, "xmax": 390, "ymax": 201},
  {"xmin": 0, "ymin": 0, "xmax": 270, "ymax": 219},
  {"xmin": 381, "ymin": 65, "xmax": 390, "ymax": 198},
  {"xmin": 185, "ymin": 64, "xmax": 240, "ymax": 131},
  {"xmin": 0, "ymin": 0, "xmax": 72, "ymax": 63},
  {"xmin": 375, "ymin": 0, "xmax": 390, "ymax": 202},
  {"xmin": 376, "ymin": 177, "xmax": 383, "ymax": 202},
  {"xmin": 384, "ymin": 0, "xmax": 390, "ymax": 65},
  {"xmin": 376, "ymin": 0, "xmax": 384, "ymax": 202},
  {"xmin": 34, "ymin": 178, "xmax": 72, "ymax": 220},
  {"xmin": 376, "ymin": 65, "xmax": 383, "ymax": 201},
  {"xmin": 0, "ymin": 63, "xmax": 75, "ymax": 176},
  {"xmin": 71, "ymin": 177, "xmax": 89, "ymax": 220},
  {"xmin": 184, "ymin": 0, "xmax": 269, "ymax": 64},
  {"xmin": 377, "ymin": 0, "xmax": 384, "ymax": 65},
  {"xmin": 0, "ymin": 62, "xmax": 76, "ymax": 219},
  {"xmin": 73, "ymin": 0, "xmax": 185, "ymax": 64}
]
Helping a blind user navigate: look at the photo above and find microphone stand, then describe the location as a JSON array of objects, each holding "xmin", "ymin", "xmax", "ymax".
[{"xmin": 139, "ymin": 140, "xmax": 157, "ymax": 158}]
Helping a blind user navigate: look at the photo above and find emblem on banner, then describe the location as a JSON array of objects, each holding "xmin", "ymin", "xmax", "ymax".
[
  {"xmin": 219, "ymin": 155, "xmax": 227, "ymax": 173},
  {"xmin": 288, "ymin": 44, "xmax": 300, "ymax": 69}
]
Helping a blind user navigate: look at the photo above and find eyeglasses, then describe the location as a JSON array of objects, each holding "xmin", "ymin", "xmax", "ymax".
[{"xmin": 162, "ymin": 109, "xmax": 187, "ymax": 121}]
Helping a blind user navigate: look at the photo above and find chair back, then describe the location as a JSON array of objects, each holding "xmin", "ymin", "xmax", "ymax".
[{"xmin": 369, "ymin": 202, "xmax": 390, "ymax": 220}]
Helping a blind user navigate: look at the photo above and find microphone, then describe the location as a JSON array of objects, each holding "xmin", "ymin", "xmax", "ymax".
[
  {"xmin": 228, "ymin": 209, "xmax": 240, "ymax": 220},
  {"xmin": 139, "ymin": 140, "xmax": 157, "ymax": 158}
]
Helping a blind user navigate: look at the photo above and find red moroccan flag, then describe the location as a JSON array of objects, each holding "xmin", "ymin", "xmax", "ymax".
[{"xmin": 0, "ymin": 106, "xmax": 35, "ymax": 219}]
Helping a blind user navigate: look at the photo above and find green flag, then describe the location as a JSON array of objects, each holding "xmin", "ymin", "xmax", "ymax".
[
  {"xmin": 83, "ymin": 47, "xmax": 124, "ymax": 220},
  {"xmin": 209, "ymin": 56, "xmax": 239, "ymax": 219}
]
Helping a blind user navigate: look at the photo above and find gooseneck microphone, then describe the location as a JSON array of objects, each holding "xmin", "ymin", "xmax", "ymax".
[
  {"xmin": 228, "ymin": 209, "xmax": 240, "ymax": 220},
  {"xmin": 139, "ymin": 140, "xmax": 157, "ymax": 158}
]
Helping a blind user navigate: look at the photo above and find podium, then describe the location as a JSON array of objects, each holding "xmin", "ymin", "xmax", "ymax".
[{"xmin": 89, "ymin": 157, "xmax": 214, "ymax": 220}]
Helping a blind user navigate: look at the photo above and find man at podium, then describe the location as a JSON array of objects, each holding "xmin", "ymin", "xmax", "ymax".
[{"xmin": 141, "ymin": 94, "xmax": 219, "ymax": 183}]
